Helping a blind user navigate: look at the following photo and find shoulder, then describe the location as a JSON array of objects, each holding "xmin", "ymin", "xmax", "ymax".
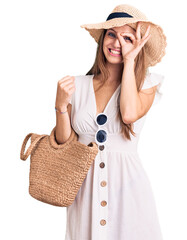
[
  {"xmin": 74, "ymin": 74, "xmax": 93, "ymax": 92},
  {"xmin": 140, "ymin": 71, "xmax": 165, "ymax": 106},
  {"xmin": 141, "ymin": 71, "xmax": 165, "ymax": 90},
  {"xmin": 74, "ymin": 73, "xmax": 92, "ymax": 83},
  {"xmin": 68, "ymin": 74, "xmax": 93, "ymax": 105}
]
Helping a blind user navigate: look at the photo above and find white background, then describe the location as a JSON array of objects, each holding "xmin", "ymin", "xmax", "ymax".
[{"xmin": 0, "ymin": 0, "xmax": 186, "ymax": 239}]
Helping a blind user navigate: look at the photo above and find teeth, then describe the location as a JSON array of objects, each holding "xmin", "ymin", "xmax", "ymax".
[{"xmin": 110, "ymin": 49, "xmax": 121, "ymax": 55}]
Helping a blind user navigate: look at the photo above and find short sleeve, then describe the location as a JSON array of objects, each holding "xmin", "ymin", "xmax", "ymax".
[{"xmin": 141, "ymin": 72, "xmax": 165, "ymax": 106}]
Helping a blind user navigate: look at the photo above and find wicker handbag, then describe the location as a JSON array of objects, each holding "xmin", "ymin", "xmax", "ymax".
[{"xmin": 20, "ymin": 126, "xmax": 98, "ymax": 207}]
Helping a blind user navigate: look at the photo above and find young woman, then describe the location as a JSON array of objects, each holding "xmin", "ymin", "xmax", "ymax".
[{"xmin": 55, "ymin": 4, "xmax": 167, "ymax": 240}]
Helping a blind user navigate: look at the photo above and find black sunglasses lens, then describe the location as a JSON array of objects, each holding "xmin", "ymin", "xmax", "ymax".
[
  {"xmin": 96, "ymin": 114, "xmax": 107, "ymax": 125},
  {"xmin": 96, "ymin": 130, "xmax": 107, "ymax": 143}
]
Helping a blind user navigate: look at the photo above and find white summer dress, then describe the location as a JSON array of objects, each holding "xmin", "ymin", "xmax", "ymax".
[{"xmin": 64, "ymin": 72, "xmax": 164, "ymax": 240}]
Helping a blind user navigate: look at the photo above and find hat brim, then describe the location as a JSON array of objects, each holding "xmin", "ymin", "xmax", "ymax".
[{"xmin": 80, "ymin": 19, "xmax": 167, "ymax": 67}]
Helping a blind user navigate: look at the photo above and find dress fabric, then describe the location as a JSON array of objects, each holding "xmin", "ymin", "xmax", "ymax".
[{"xmin": 64, "ymin": 72, "xmax": 164, "ymax": 240}]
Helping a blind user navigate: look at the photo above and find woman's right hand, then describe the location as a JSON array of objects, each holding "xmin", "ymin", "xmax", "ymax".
[{"xmin": 55, "ymin": 75, "xmax": 76, "ymax": 110}]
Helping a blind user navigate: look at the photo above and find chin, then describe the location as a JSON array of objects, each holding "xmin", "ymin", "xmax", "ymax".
[{"xmin": 105, "ymin": 57, "xmax": 123, "ymax": 65}]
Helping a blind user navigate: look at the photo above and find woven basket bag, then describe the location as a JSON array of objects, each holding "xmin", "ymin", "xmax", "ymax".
[{"xmin": 20, "ymin": 126, "xmax": 98, "ymax": 207}]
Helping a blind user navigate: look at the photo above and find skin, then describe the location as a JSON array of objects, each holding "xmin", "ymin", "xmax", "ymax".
[
  {"xmin": 55, "ymin": 22, "xmax": 153, "ymax": 123},
  {"xmin": 101, "ymin": 22, "xmax": 151, "ymax": 85},
  {"xmin": 99, "ymin": 22, "xmax": 157, "ymax": 123}
]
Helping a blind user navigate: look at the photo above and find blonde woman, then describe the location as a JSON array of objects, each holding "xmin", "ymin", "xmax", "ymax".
[{"xmin": 55, "ymin": 4, "xmax": 167, "ymax": 240}]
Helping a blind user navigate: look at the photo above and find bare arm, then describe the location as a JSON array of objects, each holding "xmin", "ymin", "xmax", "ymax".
[
  {"xmin": 120, "ymin": 59, "xmax": 157, "ymax": 124},
  {"xmin": 55, "ymin": 75, "xmax": 75, "ymax": 144},
  {"xmin": 55, "ymin": 104, "xmax": 72, "ymax": 144}
]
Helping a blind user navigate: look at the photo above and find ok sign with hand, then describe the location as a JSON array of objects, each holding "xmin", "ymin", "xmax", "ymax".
[{"xmin": 118, "ymin": 21, "xmax": 151, "ymax": 61}]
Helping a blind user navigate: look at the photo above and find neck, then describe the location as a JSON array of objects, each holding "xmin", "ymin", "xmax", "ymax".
[{"xmin": 105, "ymin": 61, "xmax": 124, "ymax": 84}]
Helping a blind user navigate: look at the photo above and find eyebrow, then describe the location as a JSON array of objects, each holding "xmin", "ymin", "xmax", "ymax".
[{"xmin": 108, "ymin": 28, "xmax": 117, "ymax": 33}]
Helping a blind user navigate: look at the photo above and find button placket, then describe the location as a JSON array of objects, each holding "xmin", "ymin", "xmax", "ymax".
[
  {"xmin": 99, "ymin": 149, "xmax": 108, "ymax": 231},
  {"xmin": 94, "ymin": 113, "xmax": 108, "ymax": 237}
]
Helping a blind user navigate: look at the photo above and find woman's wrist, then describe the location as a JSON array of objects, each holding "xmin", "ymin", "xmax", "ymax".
[
  {"xmin": 55, "ymin": 105, "xmax": 68, "ymax": 114},
  {"xmin": 123, "ymin": 58, "xmax": 135, "ymax": 70},
  {"xmin": 123, "ymin": 57, "xmax": 135, "ymax": 64}
]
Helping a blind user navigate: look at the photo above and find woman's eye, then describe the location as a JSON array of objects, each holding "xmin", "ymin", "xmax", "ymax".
[
  {"xmin": 108, "ymin": 32, "xmax": 115, "ymax": 37},
  {"xmin": 108, "ymin": 32, "xmax": 132, "ymax": 43},
  {"xmin": 124, "ymin": 36, "xmax": 132, "ymax": 43}
]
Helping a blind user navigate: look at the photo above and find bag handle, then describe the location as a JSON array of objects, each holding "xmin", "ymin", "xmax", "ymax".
[
  {"xmin": 20, "ymin": 126, "xmax": 96, "ymax": 160},
  {"xmin": 20, "ymin": 133, "xmax": 48, "ymax": 161}
]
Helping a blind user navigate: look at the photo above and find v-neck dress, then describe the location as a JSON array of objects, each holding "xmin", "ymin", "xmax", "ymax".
[{"xmin": 64, "ymin": 72, "xmax": 165, "ymax": 240}]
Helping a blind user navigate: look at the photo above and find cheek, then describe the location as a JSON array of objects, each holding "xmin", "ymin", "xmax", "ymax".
[
  {"xmin": 103, "ymin": 40, "xmax": 110, "ymax": 51},
  {"xmin": 103, "ymin": 38, "xmax": 110, "ymax": 46}
]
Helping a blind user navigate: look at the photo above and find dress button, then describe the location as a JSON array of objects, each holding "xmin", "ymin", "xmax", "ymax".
[
  {"xmin": 99, "ymin": 145, "xmax": 105, "ymax": 151},
  {"xmin": 99, "ymin": 162, "xmax": 105, "ymax": 168},
  {"xmin": 101, "ymin": 200, "xmax": 107, "ymax": 207},
  {"xmin": 100, "ymin": 219, "xmax": 106, "ymax": 226},
  {"xmin": 100, "ymin": 181, "xmax": 107, "ymax": 187}
]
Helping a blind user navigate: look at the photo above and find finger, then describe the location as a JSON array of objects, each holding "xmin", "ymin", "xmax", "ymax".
[
  {"xmin": 59, "ymin": 76, "xmax": 74, "ymax": 84},
  {"xmin": 120, "ymin": 32, "xmax": 135, "ymax": 38},
  {"xmin": 120, "ymin": 32, "xmax": 136, "ymax": 42},
  {"xmin": 140, "ymin": 33, "xmax": 151, "ymax": 47},
  {"xmin": 118, "ymin": 33, "xmax": 131, "ymax": 46},
  {"xmin": 136, "ymin": 22, "xmax": 141, "ymax": 40},
  {"xmin": 117, "ymin": 33, "xmax": 126, "ymax": 45},
  {"xmin": 142, "ymin": 25, "xmax": 151, "ymax": 40}
]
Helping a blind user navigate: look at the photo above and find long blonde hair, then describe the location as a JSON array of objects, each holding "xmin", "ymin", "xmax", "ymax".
[{"xmin": 86, "ymin": 28, "xmax": 149, "ymax": 140}]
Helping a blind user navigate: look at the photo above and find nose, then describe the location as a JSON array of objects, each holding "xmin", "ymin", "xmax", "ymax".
[{"xmin": 113, "ymin": 37, "xmax": 121, "ymax": 48}]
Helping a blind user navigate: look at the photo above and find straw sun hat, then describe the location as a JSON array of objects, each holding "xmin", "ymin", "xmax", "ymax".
[{"xmin": 80, "ymin": 4, "xmax": 167, "ymax": 67}]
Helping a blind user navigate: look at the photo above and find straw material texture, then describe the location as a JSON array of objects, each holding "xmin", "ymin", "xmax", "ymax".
[
  {"xmin": 20, "ymin": 126, "xmax": 98, "ymax": 207},
  {"xmin": 80, "ymin": 4, "xmax": 167, "ymax": 67}
]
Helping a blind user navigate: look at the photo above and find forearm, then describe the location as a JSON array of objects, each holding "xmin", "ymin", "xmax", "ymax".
[
  {"xmin": 55, "ymin": 106, "xmax": 72, "ymax": 144},
  {"xmin": 120, "ymin": 59, "xmax": 142, "ymax": 122}
]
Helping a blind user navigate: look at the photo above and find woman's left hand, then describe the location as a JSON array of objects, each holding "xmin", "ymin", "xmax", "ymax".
[{"xmin": 118, "ymin": 21, "xmax": 152, "ymax": 62}]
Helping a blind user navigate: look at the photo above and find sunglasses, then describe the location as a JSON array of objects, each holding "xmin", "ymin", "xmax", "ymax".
[{"xmin": 94, "ymin": 113, "xmax": 108, "ymax": 147}]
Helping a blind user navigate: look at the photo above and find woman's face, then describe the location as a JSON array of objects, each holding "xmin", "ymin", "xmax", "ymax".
[{"xmin": 103, "ymin": 25, "xmax": 136, "ymax": 64}]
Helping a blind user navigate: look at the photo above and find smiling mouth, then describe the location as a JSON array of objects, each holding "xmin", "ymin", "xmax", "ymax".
[{"xmin": 108, "ymin": 48, "xmax": 122, "ymax": 56}]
